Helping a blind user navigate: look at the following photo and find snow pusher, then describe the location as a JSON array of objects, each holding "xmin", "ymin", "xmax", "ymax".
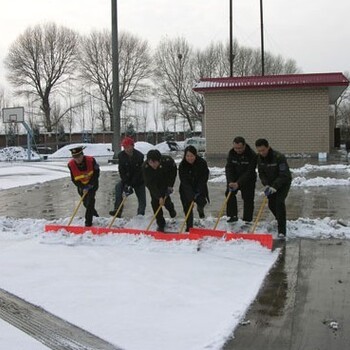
[
  {"xmin": 44, "ymin": 194, "xmax": 272, "ymax": 250},
  {"xmin": 44, "ymin": 224, "xmax": 272, "ymax": 249}
]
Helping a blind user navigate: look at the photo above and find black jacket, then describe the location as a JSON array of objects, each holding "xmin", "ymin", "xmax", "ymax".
[
  {"xmin": 257, "ymin": 148, "xmax": 292, "ymax": 189},
  {"xmin": 225, "ymin": 143, "xmax": 257, "ymax": 188},
  {"xmin": 118, "ymin": 149, "xmax": 144, "ymax": 187},
  {"xmin": 179, "ymin": 155, "xmax": 209, "ymax": 202},
  {"xmin": 142, "ymin": 155, "xmax": 177, "ymax": 199}
]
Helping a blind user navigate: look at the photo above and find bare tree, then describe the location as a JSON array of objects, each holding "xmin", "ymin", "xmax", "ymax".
[
  {"xmin": 79, "ymin": 30, "xmax": 152, "ymax": 131},
  {"xmin": 195, "ymin": 41, "xmax": 229, "ymax": 78},
  {"xmin": 5, "ymin": 23, "xmax": 80, "ymax": 132},
  {"xmin": 97, "ymin": 109, "xmax": 109, "ymax": 132},
  {"xmin": 335, "ymin": 72, "xmax": 350, "ymax": 138},
  {"xmin": 154, "ymin": 37, "xmax": 300, "ymax": 132},
  {"xmin": 153, "ymin": 37, "xmax": 204, "ymax": 131},
  {"xmin": 197, "ymin": 40, "xmax": 300, "ymax": 77}
]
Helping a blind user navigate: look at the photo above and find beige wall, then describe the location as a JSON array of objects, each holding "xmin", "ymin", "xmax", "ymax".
[{"xmin": 204, "ymin": 88, "xmax": 330, "ymax": 158}]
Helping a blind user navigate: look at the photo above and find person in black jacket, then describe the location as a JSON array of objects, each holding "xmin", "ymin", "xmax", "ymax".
[
  {"xmin": 225, "ymin": 136, "xmax": 257, "ymax": 223},
  {"xmin": 142, "ymin": 150, "xmax": 177, "ymax": 232},
  {"xmin": 109, "ymin": 137, "xmax": 146, "ymax": 218},
  {"xmin": 179, "ymin": 145, "xmax": 209, "ymax": 231},
  {"xmin": 255, "ymin": 138, "xmax": 292, "ymax": 239},
  {"xmin": 68, "ymin": 146, "xmax": 100, "ymax": 227}
]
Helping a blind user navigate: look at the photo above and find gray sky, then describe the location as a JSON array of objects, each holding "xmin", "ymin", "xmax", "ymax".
[{"xmin": 1, "ymin": 0, "xmax": 349, "ymax": 87}]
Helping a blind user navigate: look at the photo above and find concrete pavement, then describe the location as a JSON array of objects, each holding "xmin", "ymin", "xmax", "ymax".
[{"xmin": 223, "ymin": 239, "xmax": 350, "ymax": 350}]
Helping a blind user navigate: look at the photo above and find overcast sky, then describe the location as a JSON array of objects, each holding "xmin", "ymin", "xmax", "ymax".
[{"xmin": 0, "ymin": 0, "xmax": 349, "ymax": 87}]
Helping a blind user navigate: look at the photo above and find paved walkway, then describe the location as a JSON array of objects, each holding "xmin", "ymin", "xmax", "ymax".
[{"xmin": 224, "ymin": 239, "xmax": 350, "ymax": 350}]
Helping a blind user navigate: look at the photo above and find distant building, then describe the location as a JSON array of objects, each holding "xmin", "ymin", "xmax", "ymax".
[{"xmin": 193, "ymin": 72, "xmax": 349, "ymax": 159}]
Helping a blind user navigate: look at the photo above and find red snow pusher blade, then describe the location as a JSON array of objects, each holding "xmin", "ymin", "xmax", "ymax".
[
  {"xmin": 44, "ymin": 225, "xmax": 272, "ymax": 248},
  {"xmin": 44, "ymin": 224, "xmax": 201, "ymax": 242},
  {"xmin": 189, "ymin": 227, "xmax": 273, "ymax": 250}
]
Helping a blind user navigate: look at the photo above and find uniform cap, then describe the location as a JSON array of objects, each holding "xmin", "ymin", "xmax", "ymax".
[
  {"xmin": 70, "ymin": 146, "xmax": 85, "ymax": 157},
  {"xmin": 121, "ymin": 137, "xmax": 135, "ymax": 147}
]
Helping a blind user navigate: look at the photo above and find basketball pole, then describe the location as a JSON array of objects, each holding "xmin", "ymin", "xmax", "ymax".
[
  {"xmin": 22, "ymin": 121, "xmax": 34, "ymax": 161},
  {"xmin": 2, "ymin": 107, "xmax": 34, "ymax": 161}
]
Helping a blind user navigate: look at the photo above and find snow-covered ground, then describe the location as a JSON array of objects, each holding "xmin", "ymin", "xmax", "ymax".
[{"xmin": 1, "ymin": 144, "xmax": 350, "ymax": 349}]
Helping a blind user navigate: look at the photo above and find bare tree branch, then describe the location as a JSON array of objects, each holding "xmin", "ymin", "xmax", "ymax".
[
  {"xmin": 79, "ymin": 30, "xmax": 152, "ymax": 131},
  {"xmin": 5, "ymin": 23, "xmax": 80, "ymax": 132}
]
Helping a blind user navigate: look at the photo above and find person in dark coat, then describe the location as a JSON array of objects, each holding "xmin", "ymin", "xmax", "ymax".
[
  {"xmin": 142, "ymin": 150, "xmax": 177, "ymax": 232},
  {"xmin": 179, "ymin": 145, "xmax": 209, "ymax": 231},
  {"xmin": 255, "ymin": 138, "xmax": 292, "ymax": 239},
  {"xmin": 68, "ymin": 146, "xmax": 100, "ymax": 227},
  {"xmin": 109, "ymin": 137, "xmax": 146, "ymax": 218},
  {"xmin": 225, "ymin": 136, "xmax": 257, "ymax": 223}
]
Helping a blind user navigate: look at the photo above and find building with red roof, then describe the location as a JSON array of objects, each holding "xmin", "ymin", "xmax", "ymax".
[{"xmin": 193, "ymin": 72, "xmax": 349, "ymax": 158}]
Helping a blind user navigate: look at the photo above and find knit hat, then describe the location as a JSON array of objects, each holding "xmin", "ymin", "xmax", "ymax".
[
  {"xmin": 146, "ymin": 149, "xmax": 162, "ymax": 162},
  {"xmin": 121, "ymin": 137, "xmax": 135, "ymax": 147}
]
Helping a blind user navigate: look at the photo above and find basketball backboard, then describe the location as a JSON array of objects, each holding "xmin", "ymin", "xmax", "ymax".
[{"xmin": 2, "ymin": 107, "xmax": 24, "ymax": 123}]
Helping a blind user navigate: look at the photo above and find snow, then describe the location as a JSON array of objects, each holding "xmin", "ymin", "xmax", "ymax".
[{"xmin": 1, "ymin": 144, "xmax": 350, "ymax": 349}]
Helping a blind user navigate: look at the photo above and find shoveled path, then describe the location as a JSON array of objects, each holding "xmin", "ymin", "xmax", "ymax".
[
  {"xmin": 0, "ymin": 288, "xmax": 123, "ymax": 350},
  {"xmin": 223, "ymin": 239, "xmax": 350, "ymax": 350}
]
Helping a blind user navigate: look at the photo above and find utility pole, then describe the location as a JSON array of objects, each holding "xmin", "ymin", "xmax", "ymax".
[
  {"xmin": 260, "ymin": 0, "xmax": 265, "ymax": 76},
  {"xmin": 229, "ymin": 0, "xmax": 233, "ymax": 77},
  {"xmin": 111, "ymin": 0, "xmax": 121, "ymax": 157}
]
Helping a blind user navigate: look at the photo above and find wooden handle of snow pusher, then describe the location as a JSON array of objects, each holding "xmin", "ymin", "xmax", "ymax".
[
  {"xmin": 250, "ymin": 196, "xmax": 268, "ymax": 233},
  {"xmin": 67, "ymin": 191, "xmax": 88, "ymax": 226},
  {"xmin": 179, "ymin": 201, "xmax": 195, "ymax": 233},
  {"xmin": 146, "ymin": 196, "xmax": 167, "ymax": 231},
  {"xmin": 108, "ymin": 195, "xmax": 128, "ymax": 228},
  {"xmin": 213, "ymin": 191, "xmax": 232, "ymax": 230}
]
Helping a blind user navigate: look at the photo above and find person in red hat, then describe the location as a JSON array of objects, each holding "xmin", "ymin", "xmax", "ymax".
[
  {"xmin": 109, "ymin": 137, "xmax": 146, "ymax": 218},
  {"xmin": 68, "ymin": 146, "xmax": 100, "ymax": 227}
]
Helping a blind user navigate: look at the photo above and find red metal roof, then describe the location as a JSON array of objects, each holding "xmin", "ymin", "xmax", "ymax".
[{"xmin": 193, "ymin": 72, "xmax": 349, "ymax": 92}]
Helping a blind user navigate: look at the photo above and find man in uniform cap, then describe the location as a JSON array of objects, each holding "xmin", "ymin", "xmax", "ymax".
[
  {"xmin": 142, "ymin": 149, "xmax": 177, "ymax": 232},
  {"xmin": 68, "ymin": 146, "xmax": 100, "ymax": 227},
  {"xmin": 109, "ymin": 137, "xmax": 146, "ymax": 218}
]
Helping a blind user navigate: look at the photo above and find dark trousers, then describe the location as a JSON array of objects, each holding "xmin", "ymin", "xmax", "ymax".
[
  {"xmin": 267, "ymin": 184, "xmax": 290, "ymax": 235},
  {"xmin": 150, "ymin": 195, "xmax": 175, "ymax": 228},
  {"xmin": 114, "ymin": 181, "xmax": 146, "ymax": 216},
  {"xmin": 78, "ymin": 188, "xmax": 97, "ymax": 226},
  {"xmin": 226, "ymin": 185, "xmax": 255, "ymax": 222},
  {"xmin": 180, "ymin": 192, "xmax": 207, "ymax": 231}
]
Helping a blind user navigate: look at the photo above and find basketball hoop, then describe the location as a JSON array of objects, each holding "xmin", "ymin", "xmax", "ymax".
[{"xmin": 2, "ymin": 107, "xmax": 24, "ymax": 123}]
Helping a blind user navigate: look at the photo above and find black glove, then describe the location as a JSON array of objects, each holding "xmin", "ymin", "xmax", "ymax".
[
  {"xmin": 83, "ymin": 184, "xmax": 93, "ymax": 192},
  {"xmin": 123, "ymin": 185, "xmax": 134, "ymax": 196},
  {"xmin": 194, "ymin": 192, "xmax": 200, "ymax": 202},
  {"xmin": 264, "ymin": 186, "xmax": 276, "ymax": 197},
  {"xmin": 166, "ymin": 187, "xmax": 174, "ymax": 196}
]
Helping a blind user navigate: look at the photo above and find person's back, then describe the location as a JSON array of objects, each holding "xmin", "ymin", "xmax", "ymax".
[{"xmin": 142, "ymin": 150, "xmax": 177, "ymax": 232}]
